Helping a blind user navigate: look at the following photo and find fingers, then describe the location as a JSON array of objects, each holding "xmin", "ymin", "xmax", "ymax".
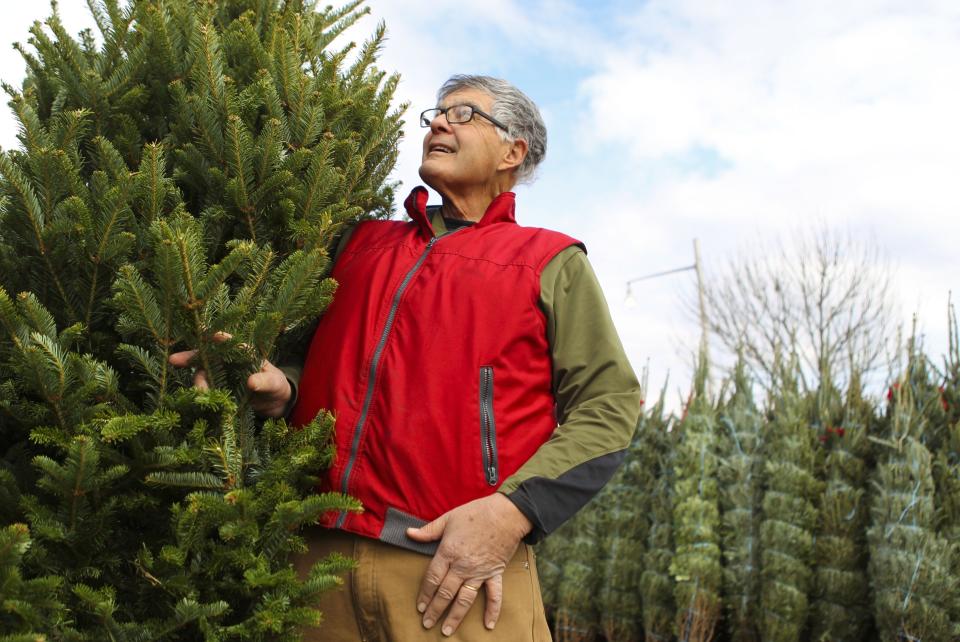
[
  {"xmin": 168, "ymin": 349, "xmax": 198, "ymax": 368},
  {"xmin": 247, "ymin": 369, "xmax": 292, "ymax": 418},
  {"xmin": 421, "ymin": 570, "xmax": 466, "ymax": 634},
  {"xmin": 482, "ymin": 575, "xmax": 503, "ymax": 630},
  {"xmin": 439, "ymin": 580, "xmax": 484, "ymax": 636},
  {"xmin": 406, "ymin": 514, "xmax": 447, "ymax": 543},
  {"xmin": 416, "ymin": 554, "xmax": 449, "ymax": 617},
  {"xmin": 193, "ymin": 369, "xmax": 210, "ymax": 391}
]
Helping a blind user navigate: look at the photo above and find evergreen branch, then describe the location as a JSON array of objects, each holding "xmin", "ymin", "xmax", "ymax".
[
  {"xmin": 225, "ymin": 114, "xmax": 256, "ymax": 239},
  {"xmin": 197, "ymin": 240, "xmax": 254, "ymax": 302},
  {"xmin": 0, "ymin": 288, "xmax": 27, "ymax": 349},
  {"xmin": 135, "ymin": 143, "xmax": 169, "ymax": 224},
  {"xmin": 115, "ymin": 344, "xmax": 163, "ymax": 392},
  {"xmin": 112, "ymin": 264, "xmax": 166, "ymax": 346},
  {"xmin": 0, "ymin": 156, "xmax": 79, "ymax": 322},
  {"xmin": 9, "ymin": 95, "xmax": 51, "ymax": 154},
  {"xmin": 86, "ymin": 185, "xmax": 134, "ymax": 330},
  {"xmin": 146, "ymin": 471, "xmax": 225, "ymax": 490},
  {"xmin": 27, "ymin": 333, "xmax": 70, "ymax": 432}
]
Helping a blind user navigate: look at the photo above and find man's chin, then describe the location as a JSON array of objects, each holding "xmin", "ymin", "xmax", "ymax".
[{"xmin": 418, "ymin": 163, "xmax": 444, "ymax": 191}]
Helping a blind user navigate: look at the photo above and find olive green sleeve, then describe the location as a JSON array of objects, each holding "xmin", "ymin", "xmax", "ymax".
[
  {"xmin": 499, "ymin": 246, "xmax": 642, "ymax": 542},
  {"xmin": 276, "ymin": 225, "xmax": 358, "ymax": 417}
]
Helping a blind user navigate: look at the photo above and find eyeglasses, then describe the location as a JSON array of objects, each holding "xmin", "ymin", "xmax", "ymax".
[{"xmin": 419, "ymin": 104, "xmax": 509, "ymax": 133}]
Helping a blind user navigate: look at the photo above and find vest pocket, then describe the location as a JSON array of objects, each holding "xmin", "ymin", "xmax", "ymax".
[{"xmin": 479, "ymin": 366, "xmax": 499, "ymax": 486}]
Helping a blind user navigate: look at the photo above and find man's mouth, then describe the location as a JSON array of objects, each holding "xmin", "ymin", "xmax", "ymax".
[{"xmin": 428, "ymin": 144, "xmax": 455, "ymax": 154}]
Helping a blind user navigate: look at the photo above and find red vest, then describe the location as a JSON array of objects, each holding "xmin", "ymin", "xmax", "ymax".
[{"xmin": 290, "ymin": 187, "xmax": 582, "ymax": 546}]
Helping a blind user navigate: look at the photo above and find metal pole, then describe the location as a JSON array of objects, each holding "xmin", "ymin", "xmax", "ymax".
[
  {"xmin": 693, "ymin": 238, "xmax": 711, "ymax": 398},
  {"xmin": 693, "ymin": 238, "xmax": 708, "ymax": 355}
]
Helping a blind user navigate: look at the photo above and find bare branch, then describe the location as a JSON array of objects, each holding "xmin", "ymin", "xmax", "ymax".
[{"xmin": 691, "ymin": 224, "xmax": 896, "ymax": 391}]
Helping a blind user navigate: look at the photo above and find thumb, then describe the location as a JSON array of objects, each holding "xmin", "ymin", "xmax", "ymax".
[{"xmin": 406, "ymin": 514, "xmax": 448, "ymax": 542}]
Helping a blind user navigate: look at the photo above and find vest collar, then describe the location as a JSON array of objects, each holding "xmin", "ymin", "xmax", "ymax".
[{"xmin": 404, "ymin": 187, "xmax": 517, "ymax": 237}]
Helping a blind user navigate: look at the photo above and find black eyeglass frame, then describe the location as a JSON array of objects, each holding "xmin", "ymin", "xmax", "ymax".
[{"xmin": 419, "ymin": 104, "xmax": 510, "ymax": 133}]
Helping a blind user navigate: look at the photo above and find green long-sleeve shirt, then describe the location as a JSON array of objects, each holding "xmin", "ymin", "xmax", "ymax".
[{"xmin": 281, "ymin": 211, "xmax": 641, "ymax": 541}]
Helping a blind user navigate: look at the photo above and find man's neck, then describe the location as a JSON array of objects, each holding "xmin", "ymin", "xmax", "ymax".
[{"xmin": 438, "ymin": 179, "xmax": 515, "ymax": 222}]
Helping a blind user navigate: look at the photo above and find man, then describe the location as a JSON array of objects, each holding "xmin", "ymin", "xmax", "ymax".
[{"xmin": 174, "ymin": 75, "xmax": 640, "ymax": 640}]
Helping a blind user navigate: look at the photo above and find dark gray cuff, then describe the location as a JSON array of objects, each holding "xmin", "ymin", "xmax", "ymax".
[{"xmin": 505, "ymin": 449, "xmax": 627, "ymax": 544}]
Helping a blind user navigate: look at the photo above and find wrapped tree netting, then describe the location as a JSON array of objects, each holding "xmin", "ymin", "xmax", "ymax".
[
  {"xmin": 717, "ymin": 359, "xmax": 764, "ymax": 642},
  {"xmin": 758, "ymin": 363, "xmax": 822, "ymax": 642},
  {"xmin": 808, "ymin": 372, "xmax": 872, "ymax": 641}
]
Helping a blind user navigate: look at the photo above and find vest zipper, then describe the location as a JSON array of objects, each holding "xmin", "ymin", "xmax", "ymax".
[
  {"xmin": 480, "ymin": 366, "xmax": 499, "ymax": 486},
  {"xmin": 335, "ymin": 231, "xmax": 456, "ymax": 528}
]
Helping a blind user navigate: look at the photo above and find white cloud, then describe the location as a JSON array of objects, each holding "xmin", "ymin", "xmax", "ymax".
[{"xmin": 577, "ymin": 0, "xmax": 960, "ymax": 391}]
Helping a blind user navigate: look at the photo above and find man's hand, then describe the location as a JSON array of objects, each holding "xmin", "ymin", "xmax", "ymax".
[
  {"xmin": 406, "ymin": 493, "xmax": 533, "ymax": 636},
  {"xmin": 167, "ymin": 332, "xmax": 292, "ymax": 418}
]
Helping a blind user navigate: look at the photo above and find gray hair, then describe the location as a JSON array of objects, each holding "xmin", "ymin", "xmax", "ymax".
[{"xmin": 437, "ymin": 75, "xmax": 547, "ymax": 184}]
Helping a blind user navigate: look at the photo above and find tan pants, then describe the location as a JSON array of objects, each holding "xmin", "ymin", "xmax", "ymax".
[{"xmin": 292, "ymin": 527, "xmax": 553, "ymax": 642}]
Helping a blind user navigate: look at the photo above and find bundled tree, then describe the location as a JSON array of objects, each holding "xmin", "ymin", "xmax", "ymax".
[
  {"xmin": 670, "ymin": 355, "xmax": 722, "ymax": 642},
  {"xmin": 640, "ymin": 384, "xmax": 677, "ymax": 642},
  {"xmin": 868, "ymin": 346, "xmax": 953, "ymax": 642},
  {"xmin": 807, "ymin": 371, "xmax": 872, "ymax": 641},
  {"xmin": 717, "ymin": 358, "xmax": 764, "ymax": 642},
  {"xmin": 598, "ymin": 400, "xmax": 651, "ymax": 642},
  {"xmin": 0, "ymin": 0, "xmax": 402, "ymax": 639},
  {"xmin": 758, "ymin": 360, "xmax": 822, "ymax": 642}
]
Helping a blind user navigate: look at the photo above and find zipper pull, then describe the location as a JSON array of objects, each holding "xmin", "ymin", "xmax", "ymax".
[{"xmin": 487, "ymin": 466, "xmax": 498, "ymax": 485}]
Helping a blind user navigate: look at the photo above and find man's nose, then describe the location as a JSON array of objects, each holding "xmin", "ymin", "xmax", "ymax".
[{"xmin": 430, "ymin": 112, "xmax": 453, "ymax": 133}]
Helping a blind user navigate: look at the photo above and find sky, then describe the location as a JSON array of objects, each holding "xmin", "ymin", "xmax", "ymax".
[{"xmin": 0, "ymin": 1, "xmax": 957, "ymax": 408}]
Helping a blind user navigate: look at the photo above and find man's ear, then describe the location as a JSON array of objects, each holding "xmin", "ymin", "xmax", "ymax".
[{"xmin": 498, "ymin": 137, "xmax": 528, "ymax": 173}]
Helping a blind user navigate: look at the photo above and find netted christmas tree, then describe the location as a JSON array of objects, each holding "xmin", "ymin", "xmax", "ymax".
[
  {"xmin": 757, "ymin": 359, "xmax": 821, "ymax": 642},
  {"xmin": 670, "ymin": 354, "xmax": 722, "ymax": 642},
  {"xmin": 554, "ymin": 504, "xmax": 604, "ymax": 642},
  {"xmin": 868, "ymin": 345, "xmax": 954, "ymax": 642},
  {"xmin": 593, "ymin": 370, "xmax": 649, "ymax": 642},
  {"xmin": 717, "ymin": 358, "xmax": 764, "ymax": 642},
  {"xmin": 639, "ymin": 382, "xmax": 677, "ymax": 642},
  {"xmin": 807, "ymin": 369, "xmax": 872, "ymax": 641},
  {"xmin": 0, "ymin": 0, "xmax": 402, "ymax": 639},
  {"xmin": 597, "ymin": 400, "xmax": 650, "ymax": 642}
]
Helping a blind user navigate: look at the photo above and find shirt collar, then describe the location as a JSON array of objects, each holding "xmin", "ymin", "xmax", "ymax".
[{"xmin": 403, "ymin": 187, "xmax": 517, "ymax": 237}]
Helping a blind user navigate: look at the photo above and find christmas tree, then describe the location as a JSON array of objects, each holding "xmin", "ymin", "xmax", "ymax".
[
  {"xmin": 669, "ymin": 354, "xmax": 722, "ymax": 642},
  {"xmin": 717, "ymin": 358, "xmax": 764, "ymax": 642},
  {"xmin": 0, "ymin": 0, "xmax": 401, "ymax": 638},
  {"xmin": 638, "ymin": 382, "xmax": 676, "ymax": 642},
  {"xmin": 807, "ymin": 370, "xmax": 871, "ymax": 641},
  {"xmin": 597, "ymin": 374, "xmax": 649, "ymax": 642},
  {"xmin": 757, "ymin": 359, "xmax": 821, "ymax": 642},
  {"xmin": 868, "ymin": 346, "xmax": 953, "ymax": 642}
]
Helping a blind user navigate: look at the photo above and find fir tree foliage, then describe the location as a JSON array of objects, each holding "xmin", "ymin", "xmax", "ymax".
[{"xmin": 0, "ymin": 0, "xmax": 401, "ymax": 638}]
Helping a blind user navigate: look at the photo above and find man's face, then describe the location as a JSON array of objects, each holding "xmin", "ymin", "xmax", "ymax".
[{"xmin": 419, "ymin": 88, "xmax": 511, "ymax": 195}]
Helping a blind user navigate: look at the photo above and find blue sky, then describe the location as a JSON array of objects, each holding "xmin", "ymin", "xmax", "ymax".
[{"xmin": 2, "ymin": 1, "xmax": 957, "ymax": 407}]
